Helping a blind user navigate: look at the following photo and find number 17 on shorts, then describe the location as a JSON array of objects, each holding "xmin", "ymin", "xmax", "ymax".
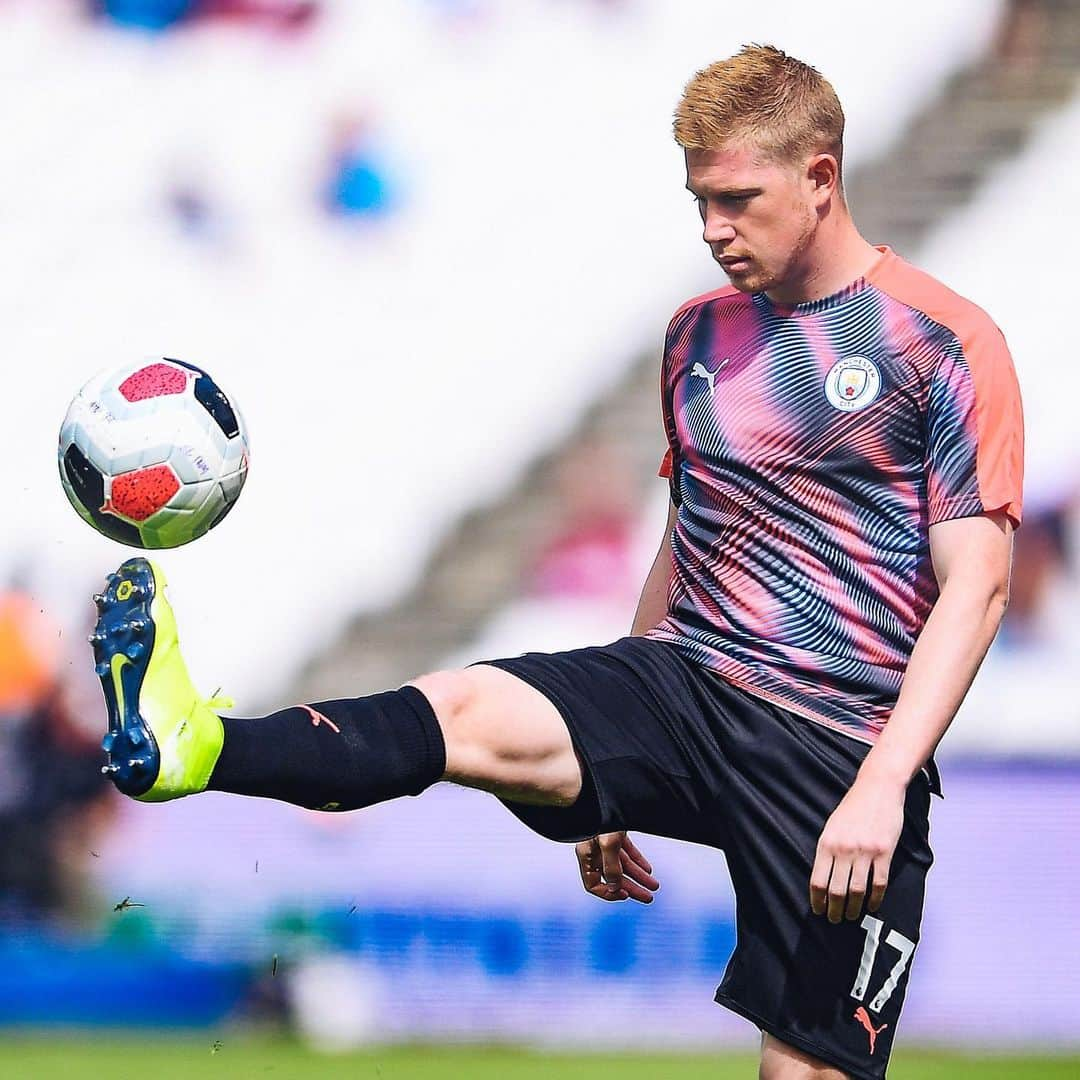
[{"xmin": 849, "ymin": 915, "xmax": 916, "ymax": 1056}]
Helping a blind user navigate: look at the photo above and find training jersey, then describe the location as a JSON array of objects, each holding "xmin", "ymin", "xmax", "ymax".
[{"xmin": 645, "ymin": 246, "xmax": 1023, "ymax": 742}]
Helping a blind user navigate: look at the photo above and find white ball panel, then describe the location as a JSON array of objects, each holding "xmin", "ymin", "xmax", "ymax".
[
  {"xmin": 223, "ymin": 442, "xmax": 247, "ymax": 475},
  {"xmin": 191, "ymin": 483, "xmax": 226, "ymax": 531},
  {"xmin": 168, "ymin": 435, "xmax": 225, "ymax": 485},
  {"xmin": 58, "ymin": 417, "xmax": 81, "ymax": 456},
  {"xmin": 168, "ymin": 478, "xmax": 218, "ymax": 513},
  {"xmin": 219, "ymin": 466, "xmax": 246, "ymax": 507}
]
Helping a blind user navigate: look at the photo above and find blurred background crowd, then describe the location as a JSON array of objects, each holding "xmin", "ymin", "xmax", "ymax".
[{"xmin": 1, "ymin": 0, "xmax": 1078, "ymax": 1066}]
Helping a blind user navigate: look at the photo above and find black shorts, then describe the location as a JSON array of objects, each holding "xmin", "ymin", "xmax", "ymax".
[{"xmin": 479, "ymin": 636, "xmax": 934, "ymax": 1080}]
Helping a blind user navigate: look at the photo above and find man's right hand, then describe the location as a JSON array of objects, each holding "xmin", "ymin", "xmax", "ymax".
[{"xmin": 575, "ymin": 832, "xmax": 660, "ymax": 903}]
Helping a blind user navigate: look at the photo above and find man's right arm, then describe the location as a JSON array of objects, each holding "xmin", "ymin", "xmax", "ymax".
[
  {"xmin": 574, "ymin": 497, "xmax": 675, "ymax": 906},
  {"xmin": 629, "ymin": 499, "xmax": 678, "ymax": 636}
]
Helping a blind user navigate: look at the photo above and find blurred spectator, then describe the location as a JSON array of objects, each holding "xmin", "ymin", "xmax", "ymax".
[
  {"xmin": 546, "ymin": 0, "xmax": 638, "ymax": 15},
  {"xmin": 322, "ymin": 112, "xmax": 400, "ymax": 222},
  {"xmin": 167, "ymin": 177, "xmax": 218, "ymax": 239},
  {"xmin": 164, "ymin": 162, "xmax": 235, "ymax": 250},
  {"xmin": 91, "ymin": 0, "xmax": 319, "ymax": 34},
  {"xmin": 0, "ymin": 592, "xmax": 113, "ymax": 925},
  {"xmin": 90, "ymin": 0, "xmax": 198, "ymax": 32},
  {"xmin": 526, "ymin": 437, "xmax": 639, "ymax": 605},
  {"xmin": 992, "ymin": 0, "xmax": 1049, "ymax": 77},
  {"xmin": 0, "ymin": 592, "xmax": 57, "ymax": 718},
  {"xmin": 583, "ymin": 0, "xmax": 636, "ymax": 13},
  {"xmin": 422, "ymin": 0, "xmax": 493, "ymax": 29},
  {"xmin": 199, "ymin": 0, "xmax": 320, "ymax": 34}
]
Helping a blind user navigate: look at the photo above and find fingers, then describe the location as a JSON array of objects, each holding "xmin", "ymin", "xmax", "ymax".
[
  {"xmin": 575, "ymin": 838, "xmax": 602, "ymax": 892},
  {"xmin": 810, "ymin": 846, "xmax": 854, "ymax": 924},
  {"xmin": 598, "ymin": 832, "xmax": 624, "ymax": 893},
  {"xmin": 619, "ymin": 847, "xmax": 660, "ymax": 892},
  {"xmin": 844, "ymin": 856, "xmax": 872, "ymax": 922},
  {"xmin": 576, "ymin": 835, "xmax": 626, "ymax": 902},
  {"xmin": 809, "ymin": 846, "xmax": 831, "ymax": 917},
  {"xmin": 826, "ymin": 859, "xmax": 852, "ymax": 924},
  {"xmin": 576, "ymin": 834, "xmax": 660, "ymax": 904},
  {"xmin": 868, "ymin": 855, "xmax": 890, "ymax": 913},
  {"xmin": 811, "ymin": 849, "xmax": 893, "ymax": 923},
  {"xmin": 621, "ymin": 834, "xmax": 653, "ymax": 875},
  {"xmin": 617, "ymin": 848, "xmax": 660, "ymax": 903},
  {"xmin": 617, "ymin": 833, "xmax": 660, "ymax": 900}
]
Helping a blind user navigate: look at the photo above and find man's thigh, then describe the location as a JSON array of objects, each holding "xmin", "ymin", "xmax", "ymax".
[
  {"xmin": 704, "ymin": 685, "xmax": 934, "ymax": 1080},
  {"xmin": 476, "ymin": 636, "xmax": 729, "ymax": 845},
  {"xmin": 760, "ymin": 1034, "xmax": 849, "ymax": 1079}
]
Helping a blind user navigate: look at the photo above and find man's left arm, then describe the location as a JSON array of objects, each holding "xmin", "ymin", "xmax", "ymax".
[{"xmin": 809, "ymin": 510, "xmax": 1014, "ymax": 923}]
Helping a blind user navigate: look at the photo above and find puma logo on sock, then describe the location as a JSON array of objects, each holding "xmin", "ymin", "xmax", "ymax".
[{"xmin": 298, "ymin": 704, "xmax": 340, "ymax": 734}]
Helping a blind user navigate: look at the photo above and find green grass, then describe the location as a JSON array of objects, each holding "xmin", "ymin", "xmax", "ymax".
[{"xmin": 0, "ymin": 1039, "xmax": 1076, "ymax": 1080}]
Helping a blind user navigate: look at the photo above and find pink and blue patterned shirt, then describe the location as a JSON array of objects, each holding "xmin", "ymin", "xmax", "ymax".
[{"xmin": 647, "ymin": 246, "xmax": 1023, "ymax": 742}]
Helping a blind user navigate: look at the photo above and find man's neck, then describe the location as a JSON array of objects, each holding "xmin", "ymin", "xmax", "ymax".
[{"xmin": 765, "ymin": 218, "xmax": 882, "ymax": 306}]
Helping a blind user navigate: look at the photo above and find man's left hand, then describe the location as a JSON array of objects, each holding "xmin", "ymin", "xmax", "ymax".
[{"xmin": 809, "ymin": 773, "xmax": 906, "ymax": 924}]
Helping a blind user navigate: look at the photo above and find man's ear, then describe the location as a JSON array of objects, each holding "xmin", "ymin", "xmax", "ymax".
[{"xmin": 806, "ymin": 153, "xmax": 840, "ymax": 205}]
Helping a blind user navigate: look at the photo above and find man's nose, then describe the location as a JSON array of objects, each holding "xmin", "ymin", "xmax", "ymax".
[{"xmin": 703, "ymin": 209, "xmax": 736, "ymax": 245}]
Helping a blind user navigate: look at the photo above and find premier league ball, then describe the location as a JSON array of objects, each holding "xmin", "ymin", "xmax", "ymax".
[{"xmin": 58, "ymin": 359, "xmax": 249, "ymax": 548}]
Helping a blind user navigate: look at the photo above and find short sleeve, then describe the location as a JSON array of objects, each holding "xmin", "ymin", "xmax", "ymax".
[
  {"xmin": 926, "ymin": 324, "xmax": 1023, "ymax": 528},
  {"xmin": 656, "ymin": 289, "xmax": 732, "ymax": 505}
]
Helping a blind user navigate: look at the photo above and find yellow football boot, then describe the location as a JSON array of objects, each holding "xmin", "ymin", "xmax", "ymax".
[{"xmin": 91, "ymin": 558, "xmax": 228, "ymax": 801}]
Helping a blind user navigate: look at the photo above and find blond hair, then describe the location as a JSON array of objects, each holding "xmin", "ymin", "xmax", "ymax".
[{"xmin": 674, "ymin": 44, "xmax": 845, "ymax": 172}]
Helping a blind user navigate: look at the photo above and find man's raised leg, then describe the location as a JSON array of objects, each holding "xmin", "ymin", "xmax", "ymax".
[
  {"xmin": 207, "ymin": 665, "xmax": 583, "ymax": 811},
  {"xmin": 94, "ymin": 557, "xmax": 584, "ymax": 812}
]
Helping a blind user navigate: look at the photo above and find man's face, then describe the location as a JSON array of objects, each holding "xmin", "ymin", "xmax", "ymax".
[{"xmin": 685, "ymin": 144, "xmax": 819, "ymax": 296}]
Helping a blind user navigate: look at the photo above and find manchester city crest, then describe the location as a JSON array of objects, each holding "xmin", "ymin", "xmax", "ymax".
[{"xmin": 824, "ymin": 356, "xmax": 881, "ymax": 412}]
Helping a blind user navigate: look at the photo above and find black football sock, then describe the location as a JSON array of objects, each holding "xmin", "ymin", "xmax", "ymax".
[{"xmin": 206, "ymin": 685, "xmax": 446, "ymax": 811}]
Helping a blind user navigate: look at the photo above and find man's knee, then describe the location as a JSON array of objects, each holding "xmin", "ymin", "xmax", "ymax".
[
  {"xmin": 405, "ymin": 666, "xmax": 581, "ymax": 804},
  {"xmin": 407, "ymin": 669, "xmax": 492, "ymax": 783},
  {"xmin": 406, "ymin": 668, "xmax": 471, "ymax": 743}
]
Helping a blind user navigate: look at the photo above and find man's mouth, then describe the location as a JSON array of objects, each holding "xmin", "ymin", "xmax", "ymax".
[{"xmin": 718, "ymin": 255, "xmax": 752, "ymax": 271}]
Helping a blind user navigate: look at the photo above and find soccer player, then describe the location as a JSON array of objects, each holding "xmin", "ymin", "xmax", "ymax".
[{"xmin": 91, "ymin": 45, "xmax": 1022, "ymax": 1080}]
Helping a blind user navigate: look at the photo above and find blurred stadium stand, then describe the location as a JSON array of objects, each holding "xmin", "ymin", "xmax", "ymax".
[
  {"xmin": 3, "ymin": 0, "xmax": 1080, "ymax": 1057},
  {"xmin": 290, "ymin": 0, "xmax": 1037, "ymax": 702},
  {"xmin": 921, "ymin": 83, "xmax": 1080, "ymax": 755},
  {"xmin": 0, "ymin": 0, "xmax": 1005, "ymax": 710},
  {"xmin": 293, "ymin": 0, "xmax": 1080, "ymax": 748}
]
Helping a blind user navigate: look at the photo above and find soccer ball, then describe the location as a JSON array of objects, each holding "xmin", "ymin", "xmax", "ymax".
[{"xmin": 58, "ymin": 358, "xmax": 249, "ymax": 549}]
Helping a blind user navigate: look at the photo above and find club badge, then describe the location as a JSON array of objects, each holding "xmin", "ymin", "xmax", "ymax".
[{"xmin": 824, "ymin": 356, "xmax": 881, "ymax": 412}]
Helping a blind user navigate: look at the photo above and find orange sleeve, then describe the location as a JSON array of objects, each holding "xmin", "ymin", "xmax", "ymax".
[
  {"xmin": 869, "ymin": 254, "xmax": 1023, "ymax": 528},
  {"xmin": 658, "ymin": 447, "xmax": 673, "ymax": 479},
  {"xmin": 966, "ymin": 324, "xmax": 1024, "ymax": 528},
  {"xmin": 923, "ymin": 328, "xmax": 1024, "ymax": 530}
]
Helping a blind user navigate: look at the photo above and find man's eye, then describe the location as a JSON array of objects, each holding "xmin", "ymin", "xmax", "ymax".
[{"xmin": 690, "ymin": 194, "xmax": 752, "ymax": 208}]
